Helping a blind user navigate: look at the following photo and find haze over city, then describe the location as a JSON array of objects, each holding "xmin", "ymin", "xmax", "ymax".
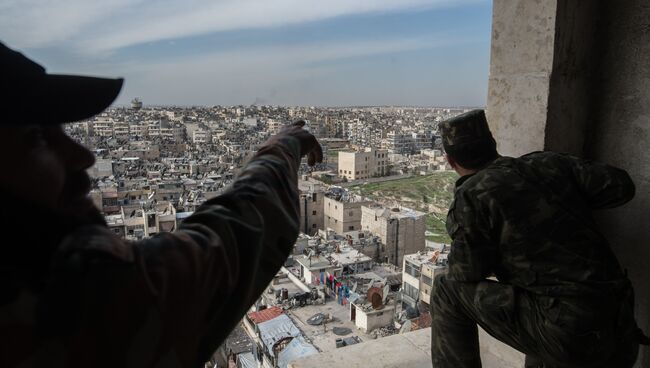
[{"xmin": 1, "ymin": 0, "xmax": 491, "ymax": 107}]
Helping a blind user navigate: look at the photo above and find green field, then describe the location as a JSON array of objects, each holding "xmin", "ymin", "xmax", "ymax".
[{"xmin": 350, "ymin": 172, "xmax": 458, "ymax": 244}]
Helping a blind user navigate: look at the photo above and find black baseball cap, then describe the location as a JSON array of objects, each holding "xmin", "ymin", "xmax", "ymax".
[{"xmin": 1, "ymin": 42, "xmax": 123, "ymax": 125}]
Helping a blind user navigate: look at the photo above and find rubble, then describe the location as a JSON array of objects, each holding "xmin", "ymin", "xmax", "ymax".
[{"xmin": 371, "ymin": 325, "xmax": 397, "ymax": 338}]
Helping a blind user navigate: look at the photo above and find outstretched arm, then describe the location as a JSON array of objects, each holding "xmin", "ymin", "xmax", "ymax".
[{"xmin": 134, "ymin": 122, "xmax": 322, "ymax": 365}]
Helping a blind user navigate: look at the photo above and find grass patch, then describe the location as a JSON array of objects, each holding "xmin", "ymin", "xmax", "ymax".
[
  {"xmin": 426, "ymin": 213, "xmax": 451, "ymax": 244},
  {"xmin": 350, "ymin": 172, "xmax": 458, "ymax": 244}
]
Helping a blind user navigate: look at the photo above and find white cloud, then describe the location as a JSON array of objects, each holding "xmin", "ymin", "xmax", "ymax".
[
  {"xmin": 0, "ymin": 0, "xmax": 482, "ymax": 53},
  {"xmin": 111, "ymin": 35, "xmax": 471, "ymax": 106}
]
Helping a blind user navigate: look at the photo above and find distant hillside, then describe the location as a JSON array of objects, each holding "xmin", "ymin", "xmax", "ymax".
[{"xmin": 349, "ymin": 172, "xmax": 458, "ymax": 244}]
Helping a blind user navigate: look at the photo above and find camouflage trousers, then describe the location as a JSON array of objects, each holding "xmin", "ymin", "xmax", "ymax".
[{"xmin": 429, "ymin": 275, "xmax": 639, "ymax": 368}]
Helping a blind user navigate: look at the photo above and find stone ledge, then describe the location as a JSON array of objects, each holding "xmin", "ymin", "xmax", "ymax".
[{"xmin": 288, "ymin": 327, "xmax": 524, "ymax": 368}]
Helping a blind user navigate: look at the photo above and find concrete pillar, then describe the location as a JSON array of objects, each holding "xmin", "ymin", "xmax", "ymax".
[
  {"xmin": 487, "ymin": 0, "xmax": 649, "ymax": 366},
  {"xmin": 586, "ymin": 2, "xmax": 650, "ymax": 367},
  {"xmin": 486, "ymin": 0, "xmax": 557, "ymax": 156}
]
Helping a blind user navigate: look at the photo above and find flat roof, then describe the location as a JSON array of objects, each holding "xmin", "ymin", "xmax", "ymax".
[
  {"xmin": 295, "ymin": 255, "xmax": 332, "ymax": 270},
  {"xmin": 329, "ymin": 246, "xmax": 372, "ymax": 266}
]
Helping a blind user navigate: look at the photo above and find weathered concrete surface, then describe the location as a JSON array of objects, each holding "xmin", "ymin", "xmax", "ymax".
[
  {"xmin": 288, "ymin": 327, "xmax": 524, "ymax": 368},
  {"xmin": 288, "ymin": 328, "xmax": 432, "ymax": 368},
  {"xmin": 479, "ymin": 327, "xmax": 525, "ymax": 368},
  {"xmin": 545, "ymin": 0, "xmax": 600, "ymax": 155},
  {"xmin": 487, "ymin": 0, "xmax": 649, "ymax": 366},
  {"xmin": 586, "ymin": 2, "xmax": 650, "ymax": 367},
  {"xmin": 486, "ymin": 0, "xmax": 557, "ymax": 156}
]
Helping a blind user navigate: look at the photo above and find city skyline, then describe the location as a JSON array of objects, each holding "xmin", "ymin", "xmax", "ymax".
[{"xmin": 2, "ymin": 0, "xmax": 492, "ymax": 107}]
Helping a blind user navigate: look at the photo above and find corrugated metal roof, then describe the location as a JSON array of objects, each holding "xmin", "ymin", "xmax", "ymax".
[
  {"xmin": 277, "ymin": 336, "xmax": 318, "ymax": 368},
  {"xmin": 247, "ymin": 306, "xmax": 284, "ymax": 325},
  {"xmin": 237, "ymin": 352, "xmax": 256, "ymax": 368},
  {"xmin": 257, "ymin": 314, "xmax": 301, "ymax": 356}
]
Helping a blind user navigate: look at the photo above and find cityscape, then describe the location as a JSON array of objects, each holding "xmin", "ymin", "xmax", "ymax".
[
  {"xmin": 66, "ymin": 101, "xmax": 473, "ymax": 367},
  {"xmin": 2, "ymin": 0, "xmax": 648, "ymax": 366}
]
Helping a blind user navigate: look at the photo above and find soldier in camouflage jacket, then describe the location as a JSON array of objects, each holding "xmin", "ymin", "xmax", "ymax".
[
  {"xmin": 430, "ymin": 109, "xmax": 648, "ymax": 368},
  {"xmin": 0, "ymin": 42, "xmax": 322, "ymax": 367}
]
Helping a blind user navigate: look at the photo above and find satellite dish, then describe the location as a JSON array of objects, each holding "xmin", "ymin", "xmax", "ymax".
[{"xmin": 382, "ymin": 284, "xmax": 390, "ymax": 304}]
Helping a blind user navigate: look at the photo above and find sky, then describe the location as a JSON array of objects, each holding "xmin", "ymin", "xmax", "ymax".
[{"xmin": 1, "ymin": 0, "xmax": 493, "ymax": 107}]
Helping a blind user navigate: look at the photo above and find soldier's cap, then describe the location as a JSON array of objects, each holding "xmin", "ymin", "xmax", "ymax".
[
  {"xmin": 0, "ymin": 42, "xmax": 123, "ymax": 125},
  {"xmin": 439, "ymin": 109, "xmax": 494, "ymax": 148}
]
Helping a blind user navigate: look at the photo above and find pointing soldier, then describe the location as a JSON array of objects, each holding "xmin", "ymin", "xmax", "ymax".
[{"xmin": 0, "ymin": 42, "xmax": 322, "ymax": 367}]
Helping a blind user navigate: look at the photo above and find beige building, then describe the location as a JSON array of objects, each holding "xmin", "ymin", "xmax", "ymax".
[
  {"xmin": 298, "ymin": 181, "xmax": 325, "ymax": 235},
  {"xmin": 401, "ymin": 250, "xmax": 448, "ymax": 309},
  {"xmin": 192, "ymin": 129, "xmax": 212, "ymax": 144},
  {"xmin": 361, "ymin": 205, "xmax": 426, "ymax": 266},
  {"xmin": 419, "ymin": 253, "xmax": 448, "ymax": 306},
  {"xmin": 267, "ymin": 120, "xmax": 284, "ymax": 135},
  {"xmin": 323, "ymin": 196, "xmax": 369, "ymax": 235},
  {"xmin": 112, "ymin": 202, "xmax": 177, "ymax": 241},
  {"xmin": 337, "ymin": 147, "xmax": 388, "ymax": 181}
]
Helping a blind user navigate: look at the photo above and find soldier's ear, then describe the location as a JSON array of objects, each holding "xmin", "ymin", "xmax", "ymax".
[
  {"xmin": 445, "ymin": 154, "xmax": 456, "ymax": 168},
  {"xmin": 445, "ymin": 154, "xmax": 464, "ymax": 176}
]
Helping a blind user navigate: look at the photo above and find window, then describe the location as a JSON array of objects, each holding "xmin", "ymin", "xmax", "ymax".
[
  {"xmin": 348, "ymin": 225, "xmax": 354, "ymax": 230},
  {"xmin": 312, "ymin": 223, "xmax": 317, "ymax": 228},
  {"xmin": 147, "ymin": 214, "xmax": 156, "ymax": 228},
  {"xmin": 404, "ymin": 261, "xmax": 421, "ymax": 278},
  {"xmin": 312, "ymin": 193, "xmax": 317, "ymax": 202},
  {"xmin": 312, "ymin": 210, "xmax": 317, "ymax": 215},
  {"xmin": 421, "ymin": 274, "xmax": 433, "ymax": 287},
  {"xmin": 402, "ymin": 282, "xmax": 419, "ymax": 300}
]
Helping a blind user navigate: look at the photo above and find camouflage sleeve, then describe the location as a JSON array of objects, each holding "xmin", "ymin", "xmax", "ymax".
[
  {"xmin": 558, "ymin": 153, "xmax": 635, "ymax": 209},
  {"xmin": 133, "ymin": 136, "xmax": 301, "ymax": 365},
  {"xmin": 446, "ymin": 189, "xmax": 498, "ymax": 282}
]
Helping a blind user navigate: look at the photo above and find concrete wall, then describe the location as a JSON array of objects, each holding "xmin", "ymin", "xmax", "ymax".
[
  {"xmin": 289, "ymin": 328, "xmax": 432, "ymax": 368},
  {"xmin": 323, "ymin": 197, "xmax": 364, "ymax": 235},
  {"xmin": 395, "ymin": 216, "xmax": 426, "ymax": 266},
  {"xmin": 358, "ymin": 307, "xmax": 395, "ymax": 333},
  {"xmin": 299, "ymin": 191, "xmax": 324, "ymax": 235},
  {"xmin": 486, "ymin": 0, "xmax": 557, "ymax": 156},
  {"xmin": 488, "ymin": 0, "xmax": 649, "ymax": 366},
  {"xmin": 586, "ymin": 2, "xmax": 650, "ymax": 367},
  {"xmin": 338, "ymin": 151, "xmax": 360, "ymax": 180},
  {"xmin": 361, "ymin": 207, "xmax": 426, "ymax": 266}
]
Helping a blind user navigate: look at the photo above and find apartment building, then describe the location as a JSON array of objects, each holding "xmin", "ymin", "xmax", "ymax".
[
  {"xmin": 401, "ymin": 250, "xmax": 448, "ymax": 309},
  {"xmin": 361, "ymin": 205, "xmax": 426, "ymax": 267},
  {"xmin": 338, "ymin": 147, "xmax": 388, "ymax": 181},
  {"xmin": 323, "ymin": 195, "xmax": 369, "ymax": 235},
  {"xmin": 298, "ymin": 180, "xmax": 325, "ymax": 235}
]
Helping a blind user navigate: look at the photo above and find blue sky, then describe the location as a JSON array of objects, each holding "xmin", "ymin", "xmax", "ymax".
[{"xmin": 1, "ymin": 0, "xmax": 492, "ymax": 107}]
